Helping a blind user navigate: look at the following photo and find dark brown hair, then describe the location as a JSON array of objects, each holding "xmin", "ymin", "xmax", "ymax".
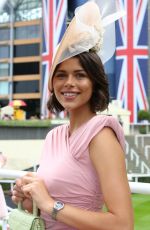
[{"xmin": 47, "ymin": 51, "xmax": 109, "ymax": 113}]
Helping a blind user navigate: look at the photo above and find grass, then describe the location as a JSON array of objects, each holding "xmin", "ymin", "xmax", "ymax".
[{"xmin": 132, "ymin": 194, "xmax": 150, "ymax": 230}]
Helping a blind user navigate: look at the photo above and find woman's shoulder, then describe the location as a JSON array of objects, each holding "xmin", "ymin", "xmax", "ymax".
[
  {"xmin": 85, "ymin": 115, "xmax": 125, "ymax": 151},
  {"xmin": 87, "ymin": 114, "xmax": 120, "ymax": 129}
]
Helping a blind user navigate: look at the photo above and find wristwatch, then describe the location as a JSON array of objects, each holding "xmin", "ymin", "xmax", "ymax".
[{"xmin": 51, "ymin": 201, "xmax": 64, "ymax": 220}]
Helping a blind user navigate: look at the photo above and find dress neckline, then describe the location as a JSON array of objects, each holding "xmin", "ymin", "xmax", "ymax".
[{"xmin": 67, "ymin": 115, "xmax": 98, "ymax": 139}]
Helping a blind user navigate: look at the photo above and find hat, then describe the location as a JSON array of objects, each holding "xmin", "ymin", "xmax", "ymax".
[{"xmin": 49, "ymin": 0, "xmax": 125, "ymax": 91}]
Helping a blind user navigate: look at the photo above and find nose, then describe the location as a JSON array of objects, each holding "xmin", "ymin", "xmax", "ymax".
[{"xmin": 64, "ymin": 74, "xmax": 75, "ymax": 87}]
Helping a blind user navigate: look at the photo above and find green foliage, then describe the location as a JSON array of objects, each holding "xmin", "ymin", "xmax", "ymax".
[
  {"xmin": 0, "ymin": 119, "xmax": 51, "ymax": 127},
  {"xmin": 136, "ymin": 177, "xmax": 150, "ymax": 183},
  {"xmin": 137, "ymin": 110, "xmax": 150, "ymax": 134},
  {"xmin": 0, "ymin": 119, "xmax": 68, "ymax": 127},
  {"xmin": 1, "ymin": 183, "xmax": 11, "ymax": 191},
  {"xmin": 138, "ymin": 126, "xmax": 147, "ymax": 134},
  {"xmin": 138, "ymin": 110, "xmax": 150, "ymax": 122}
]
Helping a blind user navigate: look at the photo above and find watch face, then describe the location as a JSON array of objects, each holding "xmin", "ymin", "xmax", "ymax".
[{"xmin": 54, "ymin": 201, "xmax": 64, "ymax": 211}]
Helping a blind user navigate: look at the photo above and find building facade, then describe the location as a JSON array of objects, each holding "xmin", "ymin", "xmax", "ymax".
[{"xmin": 0, "ymin": 0, "xmax": 42, "ymax": 118}]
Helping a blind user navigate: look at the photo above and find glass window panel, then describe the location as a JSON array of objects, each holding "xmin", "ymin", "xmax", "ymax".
[
  {"xmin": 15, "ymin": 25, "xmax": 40, "ymax": 39},
  {"xmin": 15, "ymin": 27, "xmax": 27, "ymax": 39},
  {"xmin": 0, "ymin": 46, "xmax": 9, "ymax": 58},
  {"xmin": 25, "ymin": 99, "xmax": 40, "ymax": 119},
  {"xmin": 0, "ymin": 81, "xmax": 9, "ymax": 94},
  {"xmin": 15, "ymin": 0, "xmax": 42, "ymax": 21},
  {"xmin": 15, "ymin": 8, "xmax": 42, "ymax": 21},
  {"xmin": 14, "ymin": 44, "xmax": 40, "ymax": 57},
  {"xmin": 13, "ymin": 62, "xmax": 39, "ymax": 75},
  {"xmin": 0, "ymin": 99, "xmax": 9, "ymax": 107},
  {"xmin": 15, "ymin": 0, "xmax": 42, "ymax": 10},
  {"xmin": 0, "ymin": 63, "xmax": 9, "ymax": 77},
  {"xmin": 0, "ymin": 28, "xmax": 9, "ymax": 41},
  {"xmin": 0, "ymin": 0, "xmax": 42, "ymax": 23},
  {"xmin": 13, "ymin": 80, "xmax": 39, "ymax": 93}
]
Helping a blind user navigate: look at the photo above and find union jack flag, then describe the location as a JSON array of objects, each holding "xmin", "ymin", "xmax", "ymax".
[
  {"xmin": 41, "ymin": 0, "xmax": 67, "ymax": 117},
  {"xmin": 115, "ymin": 0, "xmax": 149, "ymax": 122}
]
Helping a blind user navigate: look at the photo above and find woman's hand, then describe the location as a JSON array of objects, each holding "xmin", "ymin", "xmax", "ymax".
[
  {"xmin": 20, "ymin": 172, "xmax": 54, "ymax": 213},
  {"xmin": 12, "ymin": 176, "xmax": 32, "ymax": 212}
]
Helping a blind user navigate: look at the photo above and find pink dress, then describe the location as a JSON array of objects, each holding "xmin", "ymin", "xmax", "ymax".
[{"xmin": 37, "ymin": 115, "xmax": 125, "ymax": 230}]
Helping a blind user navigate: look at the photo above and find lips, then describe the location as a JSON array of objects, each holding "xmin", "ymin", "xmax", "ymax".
[{"xmin": 61, "ymin": 92, "xmax": 80, "ymax": 99}]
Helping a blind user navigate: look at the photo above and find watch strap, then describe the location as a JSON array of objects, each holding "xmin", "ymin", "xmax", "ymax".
[
  {"xmin": 51, "ymin": 208, "xmax": 57, "ymax": 220},
  {"xmin": 51, "ymin": 201, "xmax": 64, "ymax": 220}
]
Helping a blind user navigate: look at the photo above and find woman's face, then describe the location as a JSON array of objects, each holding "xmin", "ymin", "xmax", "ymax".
[{"xmin": 52, "ymin": 57, "xmax": 93, "ymax": 112}]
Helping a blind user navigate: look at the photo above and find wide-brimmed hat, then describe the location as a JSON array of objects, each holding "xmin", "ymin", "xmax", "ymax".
[{"xmin": 49, "ymin": 0, "xmax": 125, "ymax": 91}]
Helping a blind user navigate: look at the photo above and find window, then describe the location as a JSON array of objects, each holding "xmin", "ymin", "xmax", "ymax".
[
  {"xmin": 0, "ymin": 28, "xmax": 9, "ymax": 41},
  {"xmin": 0, "ymin": 99, "xmax": 9, "ymax": 108},
  {"xmin": 13, "ymin": 80, "xmax": 39, "ymax": 93},
  {"xmin": 0, "ymin": 63, "xmax": 9, "ymax": 77},
  {"xmin": 0, "ymin": 46, "xmax": 9, "ymax": 59},
  {"xmin": 14, "ymin": 44, "xmax": 40, "ymax": 57},
  {"xmin": 15, "ymin": 25, "xmax": 40, "ymax": 39},
  {"xmin": 0, "ymin": 81, "xmax": 9, "ymax": 94},
  {"xmin": 13, "ymin": 62, "xmax": 40, "ymax": 75},
  {"xmin": 24, "ymin": 99, "xmax": 40, "ymax": 118}
]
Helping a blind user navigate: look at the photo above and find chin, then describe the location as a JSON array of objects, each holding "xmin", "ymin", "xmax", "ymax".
[
  {"xmin": 64, "ymin": 106, "xmax": 74, "ymax": 111},
  {"xmin": 63, "ymin": 105, "xmax": 77, "ymax": 112},
  {"xmin": 62, "ymin": 104, "xmax": 76, "ymax": 110}
]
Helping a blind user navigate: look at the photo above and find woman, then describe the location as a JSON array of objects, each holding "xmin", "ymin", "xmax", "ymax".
[
  {"xmin": 12, "ymin": 51, "xmax": 133, "ymax": 229},
  {"xmin": 12, "ymin": 2, "xmax": 134, "ymax": 230}
]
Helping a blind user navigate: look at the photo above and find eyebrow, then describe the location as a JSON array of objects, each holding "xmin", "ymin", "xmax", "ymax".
[
  {"xmin": 74, "ymin": 70, "xmax": 86, "ymax": 73},
  {"xmin": 56, "ymin": 69, "xmax": 86, "ymax": 73}
]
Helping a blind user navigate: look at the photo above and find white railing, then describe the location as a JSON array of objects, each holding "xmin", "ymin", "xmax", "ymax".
[
  {"xmin": 129, "ymin": 181, "xmax": 150, "ymax": 194},
  {"xmin": 0, "ymin": 169, "xmax": 27, "ymax": 179},
  {"xmin": 145, "ymin": 145, "xmax": 150, "ymax": 160},
  {"xmin": 125, "ymin": 144, "xmax": 150, "ymax": 173},
  {"xmin": 134, "ymin": 134, "xmax": 150, "ymax": 148},
  {"xmin": 0, "ymin": 169, "xmax": 150, "ymax": 195}
]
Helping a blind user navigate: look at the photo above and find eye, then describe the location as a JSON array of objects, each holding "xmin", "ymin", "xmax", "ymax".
[
  {"xmin": 75, "ymin": 73, "xmax": 87, "ymax": 79},
  {"xmin": 54, "ymin": 73, "xmax": 67, "ymax": 79}
]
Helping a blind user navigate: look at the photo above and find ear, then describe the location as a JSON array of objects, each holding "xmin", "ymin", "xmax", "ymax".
[{"xmin": 50, "ymin": 90, "xmax": 54, "ymax": 96}]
